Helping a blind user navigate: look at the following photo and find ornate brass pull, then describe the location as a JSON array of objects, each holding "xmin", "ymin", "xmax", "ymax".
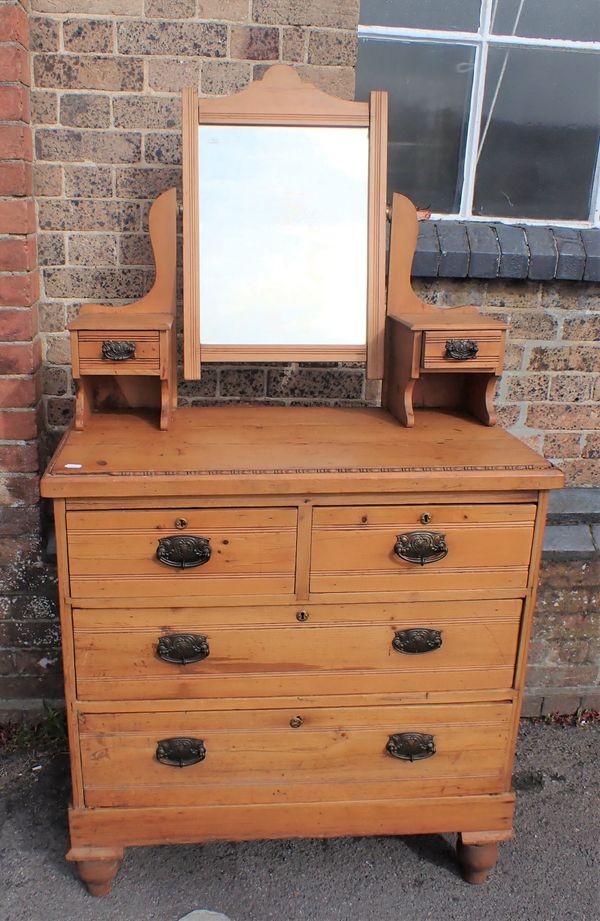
[
  {"xmin": 156, "ymin": 737, "xmax": 206, "ymax": 768},
  {"xmin": 386, "ymin": 732, "xmax": 436, "ymax": 762},
  {"xmin": 394, "ymin": 531, "xmax": 448, "ymax": 566},
  {"xmin": 392, "ymin": 628, "xmax": 442, "ymax": 655},
  {"xmin": 157, "ymin": 633, "xmax": 209, "ymax": 665},
  {"xmin": 101, "ymin": 340, "xmax": 136, "ymax": 361},
  {"xmin": 444, "ymin": 339, "xmax": 479, "ymax": 360},
  {"xmin": 156, "ymin": 535, "xmax": 211, "ymax": 569}
]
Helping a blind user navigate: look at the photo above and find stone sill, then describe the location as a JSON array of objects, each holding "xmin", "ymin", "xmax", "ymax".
[
  {"xmin": 412, "ymin": 221, "xmax": 600, "ymax": 282},
  {"xmin": 543, "ymin": 489, "xmax": 600, "ymax": 559}
]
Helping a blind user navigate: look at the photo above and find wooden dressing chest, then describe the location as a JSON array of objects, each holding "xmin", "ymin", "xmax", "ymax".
[
  {"xmin": 41, "ymin": 405, "xmax": 563, "ymax": 894},
  {"xmin": 41, "ymin": 64, "xmax": 563, "ymax": 895}
]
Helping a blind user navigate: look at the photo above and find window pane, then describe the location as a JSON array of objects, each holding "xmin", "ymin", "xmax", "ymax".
[
  {"xmin": 473, "ymin": 47, "xmax": 600, "ymax": 220},
  {"xmin": 491, "ymin": 0, "xmax": 600, "ymax": 42},
  {"xmin": 356, "ymin": 39, "xmax": 475, "ymax": 211},
  {"xmin": 360, "ymin": 0, "xmax": 481, "ymax": 32}
]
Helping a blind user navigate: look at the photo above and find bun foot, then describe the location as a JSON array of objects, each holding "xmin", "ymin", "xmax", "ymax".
[
  {"xmin": 67, "ymin": 847, "xmax": 124, "ymax": 896},
  {"xmin": 457, "ymin": 836, "xmax": 499, "ymax": 885}
]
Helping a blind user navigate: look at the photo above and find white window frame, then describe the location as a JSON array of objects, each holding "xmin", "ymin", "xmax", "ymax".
[{"xmin": 359, "ymin": 0, "xmax": 600, "ymax": 227}]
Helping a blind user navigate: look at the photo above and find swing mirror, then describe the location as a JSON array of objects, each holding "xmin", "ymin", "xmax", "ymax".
[{"xmin": 182, "ymin": 64, "xmax": 387, "ymax": 380}]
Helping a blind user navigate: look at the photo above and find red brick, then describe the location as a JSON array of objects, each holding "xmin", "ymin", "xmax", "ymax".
[
  {"xmin": 0, "ymin": 84, "xmax": 30, "ymax": 122},
  {"xmin": 539, "ymin": 558, "xmax": 600, "ymax": 589},
  {"xmin": 0, "ymin": 45, "xmax": 30, "ymax": 84},
  {"xmin": 0, "ymin": 199, "xmax": 35, "ymax": 233},
  {"xmin": 0, "ymin": 272, "xmax": 39, "ymax": 307},
  {"xmin": 0, "ymin": 375, "xmax": 39, "ymax": 407},
  {"xmin": 0, "ymin": 442, "xmax": 38, "ymax": 472},
  {"xmin": 0, "ymin": 472, "xmax": 39, "ymax": 505},
  {"xmin": 526, "ymin": 665, "xmax": 597, "ymax": 687},
  {"xmin": 0, "ymin": 237, "xmax": 36, "ymax": 272},
  {"xmin": 0, "ymin": 124, "xmax": 32, "ymax": 161},
  {"xmin": 0, "ymin": 4, "xmax": 29, "ymax": 46},
  {"xmin": 0, "ymin": 338, "xmax": 41, "ymax": 374},
  {"xmin": 0, "ymin": 161, "xmax": 32, "ymax": 195},
  {"xmin": 0, "ymin": 307, "xmax": 37, "ymax": 340},
  {"xmin": 0, "ymin": 409, "xmax": 37, "ymax": 440}
]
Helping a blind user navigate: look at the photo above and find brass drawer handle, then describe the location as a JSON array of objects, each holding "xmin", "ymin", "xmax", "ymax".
[
  {"xmin": 394, "ymin": 531, "xmax": 448, "ymax": 566},
  {"xmin": 157, "ymin": 633, "xmax": 209, "ymax": 665},
  {"xmin": 156, "ymin": 737, "xmax": 206, "ymax": 768},
  {"xmin": 444, "ymin": 338, "xmax": 478, "ymax": 360},
  {"xmin": 392, "ymin": 628, "xmax": 442, "ymax": 655},
  {"xmin": 386, "ymin": 732, "xmax": 436, "ymax": 762},
  {"xmin": 101, "ymin": 340, "xmax": 136, "ymax": 361},
  {"xmin": 156, "ymin": 535, "xmax": 211, "ymax": 569}
]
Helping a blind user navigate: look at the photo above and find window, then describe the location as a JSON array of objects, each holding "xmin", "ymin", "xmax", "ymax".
[{"xmin": 356, "ymin": 0, "xmax": 600, "ymax": 225}]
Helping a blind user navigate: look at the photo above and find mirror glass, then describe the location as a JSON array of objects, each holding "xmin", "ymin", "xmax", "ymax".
[{"xmin": 198, "ymin": 125, "xmax": 369, "ymax": 346}]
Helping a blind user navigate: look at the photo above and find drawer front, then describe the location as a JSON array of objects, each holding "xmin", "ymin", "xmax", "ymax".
[
  {"xmin": 310, "ymin": 504, "xmax": 536, "ymax": 594},
  {"xmin": 79, "ymin": 702, "xmax": 512, "ymax": 807},
  {"xmin": 421, "ymin": 329, "xmax": 503, "ymax": 371},
  {"xmin": 74, "ymin": 599, "xmax": 521, "ymax": 700},
  {"xmin": 67, "ymin": 507, "xmax": 297, "ymax": 600},
  {"xmin": 77, "ymin": 331, "xmax": 160, "ymax": 375}
]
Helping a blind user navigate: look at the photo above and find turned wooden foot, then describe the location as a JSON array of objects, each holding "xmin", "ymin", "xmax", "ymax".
[
  {"xmin": 67, "ymin": 847, "xmax": 124, "ymax": 896},
  {"xmin": 456, "ymin": 835, "xmax": 499, "ymax": 884}
]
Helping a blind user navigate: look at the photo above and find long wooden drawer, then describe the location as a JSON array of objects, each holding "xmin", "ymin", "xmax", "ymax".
[
  {"xmin": 73, "ymin": 599, "xmax": 521, "ymax": 700},
  {"xmin": 310, "ymin": 504, "xmax": 536, "ymax": 594},
  {"xmin": 67, "ymin": 507, "xmax": 297, "ymax": 600},
  {"xmin": 79, "ymin": 702, "xmax": 512, "ymax": 808}
]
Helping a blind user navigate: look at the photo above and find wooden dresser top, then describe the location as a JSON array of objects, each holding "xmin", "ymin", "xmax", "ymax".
[{"xmin": 41, "ymin": 406, "xmax": 564, "ymax": 498}]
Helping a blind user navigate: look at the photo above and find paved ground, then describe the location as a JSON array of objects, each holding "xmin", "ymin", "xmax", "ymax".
[{"xmin": 1, "ymin": 721, "xmax": 598, "ymax": 921}]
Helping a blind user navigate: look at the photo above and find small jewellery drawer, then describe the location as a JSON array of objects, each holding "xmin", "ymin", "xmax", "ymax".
[
  {"xmin": 310, "ymin": 504, "xmax": 536, "ymax": 594},
  {"xmin": 77, "ymin": 330, "xmax": 160, "ymax": 375},
  {"xmin": 78, "ymin": 702, "xmax": 512, "ymax": 808},
  {"xmin": 73, "ymin": 599, "xmax": 522, "ymax": 700},
  {"xmin": 421, "ymin": 329, "xmax": 503, "ymax": 371},
  {"xmin": 66, "ymin": 507, "xmax": 297, "ymax": 600}
]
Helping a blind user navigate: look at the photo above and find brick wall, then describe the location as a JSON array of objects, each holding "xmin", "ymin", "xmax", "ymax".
[
  {"xmin": 0, "ymin": 0, "xmax": 62, "ymax": 709},
  {"xmin": 0, "ymin": 0, "xmax": 598, "ymax": 711}
]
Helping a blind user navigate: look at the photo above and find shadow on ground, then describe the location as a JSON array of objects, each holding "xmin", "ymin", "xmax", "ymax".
[{"xmin": 0, "ymin": 721, "xmax": 598, "ymax": 921}]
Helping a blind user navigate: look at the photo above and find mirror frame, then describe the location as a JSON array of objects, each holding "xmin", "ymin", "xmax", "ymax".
[{"xmin": 182, "ymin": 64, "xmax": 387, "ymax": 381}]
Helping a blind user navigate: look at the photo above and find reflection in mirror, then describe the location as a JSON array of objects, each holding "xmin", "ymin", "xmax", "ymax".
[{"xmin": 198, "ymin": 125, "xmax": 369, "ymax": 347}]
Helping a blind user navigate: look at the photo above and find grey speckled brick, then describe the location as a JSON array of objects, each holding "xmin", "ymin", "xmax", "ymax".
[
  {"xmin": 552, "ymin": 228, "xmax": 585, "ymax": 281},
  {"xmin": 436, "ymin": 223, "xmax": 468, "ymax": 278},
  {"xmin": 581, "ymin": 228, "xmax": 600, "ymax": 282},
  {"xmin": 542, "ymin": 524, "xmax": 596, "ymax": 558},
  {"xmin": 494, "ymin": 223, "xmax": 529, "ymax": 278},
  {"xmin": 526, "ymin": 226, "xmax": 557, "ymax": 280},
  {"xmin": 466, "ymin": 223, "xmax": 500, "ymax": 278},
  {"xmin": 411, "ymin": 221, "xmax": 439, "ymax": 277}
]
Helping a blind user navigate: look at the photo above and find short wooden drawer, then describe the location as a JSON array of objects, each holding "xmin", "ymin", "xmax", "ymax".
[
  {"xmin": 73, "ymin": 599, "xmax": 521, "ymax": 700},
  {"xmin": 77, "ymin": 331, "xmax": 161, "ymax": 375},
  {"xmin": 310, "ymin": 504, "xmax": 536, "ymax": 594},
  {"xmin": 79, "ymin": 701, "xmax": 512, "ymax": 808},
  {"xmin": 421, "ymin": 329, "xmax": 503, "ymax": 371},
  {"xmin": 67, "ymin": 507, "xmax": 297, "ymax": 600}
]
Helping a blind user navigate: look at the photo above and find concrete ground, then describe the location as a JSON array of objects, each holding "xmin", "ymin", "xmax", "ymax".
[{"xmin": 0, "ymin": 721, "xmax": 598, "ymax": 921}]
